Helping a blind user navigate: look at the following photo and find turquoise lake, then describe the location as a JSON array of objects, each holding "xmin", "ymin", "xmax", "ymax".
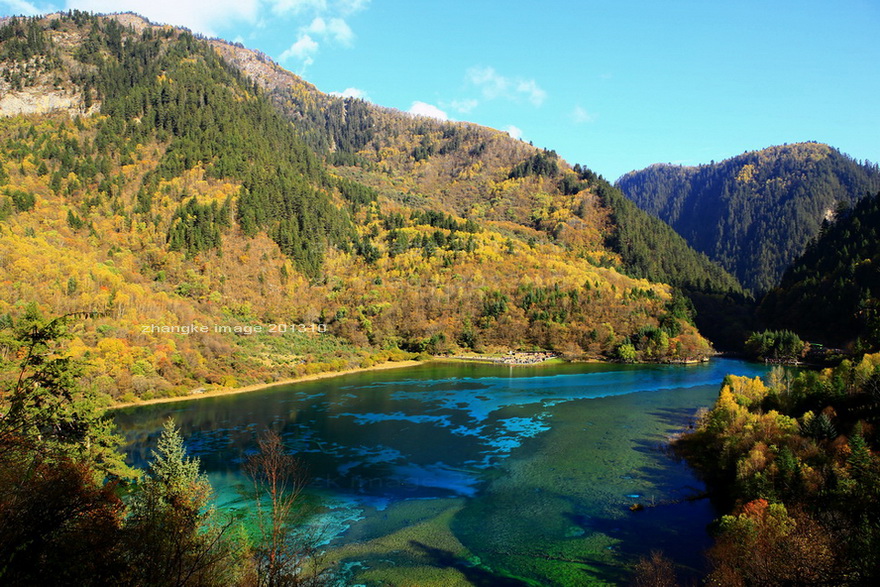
[{"xmin": 114, "ymin": 358, "xmax": 772, "ymax": 586}]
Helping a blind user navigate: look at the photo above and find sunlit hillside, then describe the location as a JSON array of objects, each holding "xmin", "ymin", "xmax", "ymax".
[{"xmin": 0, "ymin": 12, "xmax": 718, "ymax": 403}]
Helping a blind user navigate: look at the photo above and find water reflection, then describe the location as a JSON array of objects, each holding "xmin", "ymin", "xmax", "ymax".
[{"xmin": 115, "ymin": 358, "xmax": 773, "ymax": 584}]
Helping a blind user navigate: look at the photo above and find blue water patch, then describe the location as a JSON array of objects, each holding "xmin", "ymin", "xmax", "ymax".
[
  {"xmin": 115, "ymin": 358, "xmax": 774, "ymax": 551},
  {"xmin": 333, "ymin": 411, "xmax": 454, "ymax": 427},
  {"xmin": 390, "ymin": 462, "xmax": 480, "ymax": 497}
]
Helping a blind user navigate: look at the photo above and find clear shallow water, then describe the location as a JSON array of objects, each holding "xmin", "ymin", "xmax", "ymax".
[{"xmin": 114, "ymin": 358, "xmax": 772, "ymax": 586}]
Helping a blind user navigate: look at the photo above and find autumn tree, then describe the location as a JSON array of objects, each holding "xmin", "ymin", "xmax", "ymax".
[
  {"xmin": 629, "ymin": 551, "xmax": 678, "ymax": 587},
  {"xmin": 707, "ymin": 500, "xmax": 839, "ymax": 585},
  {"xmin": 245, "ymin": 430, "xmax": 333, "ymax": 587},
  {"xmin": 0, "ymin": 455, "xmax": 126, "ymax": 585},
  {"xmin": 0, "ymin": 313, "xmax": 129, "ymax": 585}
]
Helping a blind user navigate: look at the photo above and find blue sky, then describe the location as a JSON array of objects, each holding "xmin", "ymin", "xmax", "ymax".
[{"xmin": 2, "ymin": 0, "xmax": 878, "ymax": 180}]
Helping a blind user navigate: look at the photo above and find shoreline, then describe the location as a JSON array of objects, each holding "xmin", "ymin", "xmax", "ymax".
[
  {"xmin": 110, "ymin": 359, "xmax": 425, "ymax": 410},
  {"xmin": 446, "ymin": 352, "xmax": 563, "ymax": 366},
  {"xmin": 109, "ymin": 352, "xmax": 720, "ymax": 411}
]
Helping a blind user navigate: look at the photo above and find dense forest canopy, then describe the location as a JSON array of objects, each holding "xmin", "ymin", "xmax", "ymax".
[
  {"xmin": 592, "ymin": 176, "xmax": 741, "ymax": 294},
  {"xmin": 210, "ymin": 35, "xmax": 745, "ymax": 288},
  {"xmin": 674, "ymin": 353, "xmax": 880, "ymax": 584},
  {"xmin": 760, "ymin": 191, "xmax": 880, "ymax": 351},
  {"xmin": 580, "ymin": 171, "xmax": 752, "ymax": 349},
  {"xmin": 616, "ymin": 143, "xmax": 880, "ymax": 292},
  {"xmin": 0, "ymin": 12, "xmax": 726, "ymax": 405}
]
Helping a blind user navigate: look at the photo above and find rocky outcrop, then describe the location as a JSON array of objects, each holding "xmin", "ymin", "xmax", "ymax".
[{"xmin": 0, "ymin": 86, "xmax": 96, "ymax": 117}]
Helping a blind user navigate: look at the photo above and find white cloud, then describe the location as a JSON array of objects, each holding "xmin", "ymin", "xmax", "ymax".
[
  {"xmin": 516, "ymin": 79, "xmax": 546, "ymax": 107},
  {"xmin": 447, "ymin": 98, "xmax": 478, "ymax": 114},
  {"xmin": 467, "ymin": 66, "xmax": 509, "ymax": 100},
  {"xmin": 279, "ymin": 33, "xmax": 318, "ymax": 66},
  {"xmin": 270, "ymin": 0, "xmax": 326, "ymax": 16},
  {"xmin": 330, "ymin": 87, "xmax": 369, "ymax": 100},
  {"xmin": 466, "ymin": 65, "xmax": 546, "ymax": 107},
  {"xmin": 306, "ymin": 16, "xmax": 326, "ymax": 32},
  {"xmin": 505, "ymin": 125, "xmax": 523, "ymax": 140},
  {"xmin": 307, "ymin": 16, "xmax": 352, "ymax": 45},
  {"xmin": 270, "ymin": 0, "xmax": 366, "ymax": 16},
  {"xmin": 64, "ymin": 0, "xmax": 261, "ymax": 36},
  {"xmin": 1, "ymin": 0, "xmax": 45, "ymax": 16},
  {"xmin": 336, "ymin": 0, "xmax": 368, "ymax": 15},
  {"xmin": 408, "ymin": 101, "xmax": 448, "ymax": 121},
  {"xmin": 326, "ymin": 17, "xmax": 352, "ymax": 44},
  {"xmin": 572, "ymin": 105, "xmax": 596, "ymax": 124},
  {"xmin": 275, "ymin": 2, "xmax": 358, "ymax": 68}
]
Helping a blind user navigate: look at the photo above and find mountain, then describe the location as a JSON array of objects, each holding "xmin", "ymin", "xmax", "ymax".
[
  {"xmin": 759, "ymin": 191, "xmax": 880, "ymax": 351},
  {"xmin": 591, "ymin": 177, "xmax": 754, "ymax": 349},
  {"xmin": 208, "ymin": 31, "xmax": 742, "ymax": 291},
  {"xmin": 0, "ymin": 12, "xmax": 736, "ymax": 402},
  {"xmin": 616, "ymin": 143, "xmax": 880, "ymax": 292},
  {"xmin": 211, "ymin": 30, "xmax": 748, "ymax": 348}
]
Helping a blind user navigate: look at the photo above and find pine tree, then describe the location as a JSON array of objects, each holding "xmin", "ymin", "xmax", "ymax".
[
  {"xmin": 123, "ymin": 419, "xmax": 244, "ymax": 587},
  {"xmin": 0, "ymin": 313, "xmax": 129, "ymax": 478}
]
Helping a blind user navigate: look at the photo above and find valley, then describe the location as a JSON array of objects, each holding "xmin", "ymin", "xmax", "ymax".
[{"xmin": 1, "ymin": 8, "xmax": 878, "ymax": 587}]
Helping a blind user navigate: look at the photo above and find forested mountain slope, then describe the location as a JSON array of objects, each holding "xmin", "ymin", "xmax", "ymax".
[
  {"xmin": 759, "ymin": 191, "xmax": 880, "ymax": 351},
  {"xmin": 592, "ymin": 177, "xmax": 753, "ymax": 349},
  {"xmin": 0, "ymin": 12, "xmax": 725, "ymax": 403},
  {"xmin": 591, "ymin": 177, "xmax": 740, "ymax": 293},
  {"xmin": 212, "ymin": 31, "xmax": 746, "ymax": 326},
  {"xmin": 616, "ymin": 143, "xmax": 880, "ymax": 292}
]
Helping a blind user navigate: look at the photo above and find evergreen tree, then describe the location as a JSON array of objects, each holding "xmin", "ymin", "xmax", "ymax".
[
  {"xmin": 123, "ymin": 419, "xmax": 244, "ymax": 587},
  {"xmin": 617, "ymin": 143, "xmax": 880, "ymax": 292},
  {"xmin": 760, "ymin": 191, "xmax": 880, "ymax": 350},
  {"xmin": 0, "ymin": 313, "xmax": 128, "ymax": 477},
  {"xmin": 0, "ymin": 313, "xmax": 130, "ymax": 585}
]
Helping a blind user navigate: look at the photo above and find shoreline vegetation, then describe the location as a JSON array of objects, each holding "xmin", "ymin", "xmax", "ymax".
[
  {"xmin": 110, "ymin": 350, "xmax": 720, "ymax": 411},
  {"xmin": 111, "ymin": 359, "xmax": 424, "ymax": 409},
  {"xmin": 111, "ymin": 351, "xmax": 568, "ymax": 410},
  {"xmin": 661, "ymin": 352, "xmax": 880, "ymax": 585}
]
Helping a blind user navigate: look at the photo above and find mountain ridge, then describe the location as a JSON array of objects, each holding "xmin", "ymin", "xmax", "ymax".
[
  {"xmin": 0, "ymin": 12, "xmax": 741, "ymax": 402},
  {"xmin": 204, "ymin": 23, "xmax": 743, "ymax": 295},
  {"xmin": 759, "ymin": 190, "xmax": 880, "ymax": 350},
  {"xmin": 616, "ymin": 142, "xmax": 880, "ymax": 292}
]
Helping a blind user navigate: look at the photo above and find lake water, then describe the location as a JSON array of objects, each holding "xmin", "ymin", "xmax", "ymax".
[{"xmin": 114, "ymin": 358, "xmax": 771, "ymax": 586}]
